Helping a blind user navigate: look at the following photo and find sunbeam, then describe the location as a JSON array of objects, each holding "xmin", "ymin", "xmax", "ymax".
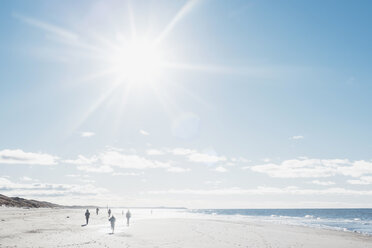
[
  {"xmin": 155, "ymin": 0, "xmax": 200, "ymax": 44},
  {"xmin": 14, "ymin": 0, "xmax": 219, "ymax": 137},
  {"xmin": 12, "ymin": 13, "xmax": 78, "ymax": 41},
  {"xmin": 127, "ymin": 1, "xmax": 137, "ymax": 41},
  {"xmin": 71, "ymin": 79, "xmax": 122, "ymax": 133}
]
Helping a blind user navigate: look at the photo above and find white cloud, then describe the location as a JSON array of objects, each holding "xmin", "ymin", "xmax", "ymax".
[
  {"xmin": 147, "ymin": 186, "xmax": 372, "ymax": 196},
  {"xmin": 219, "ymin": 157, "xmax": 251, "ymax": 166},
  {"xmin": 66, "ymin": 174, "xmax": 89, "ymax": 178},
  {"xmin": 139, "ymin": 129, "xmax": 150, "ymax": 136},
  {"xmin": 247, "ymin": 159, "xmax": 350, "ymax": 178},
  {"xmin": 81, "ymin": 131, "xmax": 95, "ymax": 137},
  {"xmin": 166, "ymin": 167, "xmax": 191, "ymax": 173},
  {"xmin": 291, "ymin": 135, "xmax": 304, "ymax": 140},
  {"xmin": 188, "ymin": 152, "xmax": 226, "ymax": 163},
  {"xmin": 249, "ymin": 158, "xmax": 372, "ymax": 178},
  {"xmin": 347, "ymin": 176, "xmax": 372, "ymax": 185},
  {"xmin": 236, "ymin": 157, "xmax": 251, "ymax": 163},
  {"xmin": 311, "ymin": 180, "xmax": 335, "ymax": 186},
  {"xmin": 214, "ymin": 166, "xmax": 227, "ymax": 173},
  {"xmin": 0, "ymin": 149, "xmax": 58, "ymax": 165},
  {"xmin": 66, "ymin": 149, "xmax": 171, "ymax": 172},
  {"xmin": 65, "ymin": 174, "xmax": 94, "ymax": 183},
  {"xmin": 159, "ymin": 147, "xmax": 230, "ymax": 165},
  {"xmin": 64, "ymin": 155, "xmax": 98, "ymax": 165},
  {"xmin": 204, "ymin": 180, "xmax": 222, "ymax": 186},
  {"xmin": 19, "ymin": 176, "xmax": 35, "ymax": 182},
  {"xmin": 79, "ymin": 179, "xmax": 95, "ymax": 183},
  {"xmin": 170, "ymin": 148, "xmax": 196, "ymax": 155},
  {"xmin": 337, "ymin": 160, "xmax": 372, "ymax": 177},
  {"xmin": 112, "ymin": 172, "xmax": 144, "ymax": 176},
  {"xmin": 298, "ymin": 156, "xmax": 309, "ymax": 160},
  {"xmin": 146, "ymin": 149, "xmax": 165, "ymax": 155},
  {"xmin": 0, "ymin": 177, "xmax": 107, "ymax": 198},
  {"xmin": 77, "ymin": 165, "xmax": 113, "ymax": 173},
  {"xmin": 100, "ymin": 151, "xmax": 170, "ymax": 169},
  {"xmin": 66, "ymin": 174, "xmax": 80, "ymax": 178}
]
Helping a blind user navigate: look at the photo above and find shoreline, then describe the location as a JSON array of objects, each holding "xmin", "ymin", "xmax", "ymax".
[
  {"xmin": 1, "ymin": 208, "xmax": 372, "ymax": 247},
  {"xmin": 1, "ymin": 206, "xmax": 372, "ymax": 236}
]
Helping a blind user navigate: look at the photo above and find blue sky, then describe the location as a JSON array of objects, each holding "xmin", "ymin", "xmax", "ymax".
[{"xmin": 1, "ymin": 0, "xmax": 372, "ymax": 208}]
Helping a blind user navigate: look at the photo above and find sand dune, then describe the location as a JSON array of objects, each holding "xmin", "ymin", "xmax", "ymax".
[
  {"xmin": 0, "ymin": 208, "xmax": 371, "ymax": 248},
  {"xmin": 0, "ymin": 194, "xmax": 60, "ymax": 208}
]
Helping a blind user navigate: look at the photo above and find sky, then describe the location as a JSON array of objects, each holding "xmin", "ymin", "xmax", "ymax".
[{"xmin": 1, "ymin": 0, "xmax": 372, "ymax": 208}]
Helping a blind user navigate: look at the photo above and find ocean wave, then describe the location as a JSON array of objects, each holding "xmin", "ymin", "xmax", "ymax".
[{"xmin": 191, "ymin": 209, "xmax": 372, "ymax": 235}]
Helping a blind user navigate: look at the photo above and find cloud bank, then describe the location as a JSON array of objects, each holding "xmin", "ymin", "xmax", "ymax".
[
  {"xmin": 0, "ymin": 149, "xmax": 58, "ymax": 165},
  {"xmin": 249, "ymin": 158, "xmax": 372, "ymax": 178}
]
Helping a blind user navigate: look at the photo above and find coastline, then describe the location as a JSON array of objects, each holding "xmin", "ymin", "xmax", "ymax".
[{"xmin": 1, "ymin": 208, "xmax": 372, "ymax": 247}]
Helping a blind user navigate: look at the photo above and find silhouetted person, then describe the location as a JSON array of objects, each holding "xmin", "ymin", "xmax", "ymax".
[
  {"xmin": 126, "ymin": 210, "xmax": 131, "ymax": 226},
  {"xmin": 85, "ymin": 209, "xmax": 90, "ymax": 225},
  {"xmin": 108, "ymin": 208, "xmax": 111, "ymax": 217},
  {"xmin": 96, "ymin": 208, "xmax": 99, "ymax": 215},
  {"xmin": 109, "ymin": 215, "xmax": 116, "ymax": 234}
]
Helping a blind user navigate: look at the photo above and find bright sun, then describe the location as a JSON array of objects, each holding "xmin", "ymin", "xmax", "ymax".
[{"xmin": 110, "ymin": 40, "xmax": 165, "ymax": 84}]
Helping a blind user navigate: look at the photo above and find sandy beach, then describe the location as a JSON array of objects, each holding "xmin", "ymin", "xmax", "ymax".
[{"xmin": 0, "ymin": 208, "xmax": 371, "ymax": 248}]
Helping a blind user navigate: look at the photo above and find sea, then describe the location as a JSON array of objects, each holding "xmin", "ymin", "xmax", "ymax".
[{"xmin": 190, "ymin": 209, "xmax": 372, "ymax": 235}]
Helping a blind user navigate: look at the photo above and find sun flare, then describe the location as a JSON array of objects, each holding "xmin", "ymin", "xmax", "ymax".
[{"xmin": 109, "ymin": 40, "xmax": 165, "ymax": 84}]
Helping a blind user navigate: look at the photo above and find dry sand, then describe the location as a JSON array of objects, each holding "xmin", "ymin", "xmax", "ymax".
[{"xmin": 0, "ymin": 208, "xmax": 371, "ymax": 248}]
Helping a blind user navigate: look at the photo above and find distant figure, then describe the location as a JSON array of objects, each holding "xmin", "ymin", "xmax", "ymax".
[
  {"xmin": 108, "ymin": 208, "xmax": 111, "ymax": 217},
  {"xmin": 109, "ymin": 215, "xmax": 116, "ymax": 234},
  {"xmin": 85, "ymin": 209, "xmax": 90, "ymax": 225},
  {"xmin": 96, "ymin": 208, "xmax": 99, "ymax": 215},
  {"xmin": 126, "ymin": 210, "xmax": 131, "ymax": 226}
]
